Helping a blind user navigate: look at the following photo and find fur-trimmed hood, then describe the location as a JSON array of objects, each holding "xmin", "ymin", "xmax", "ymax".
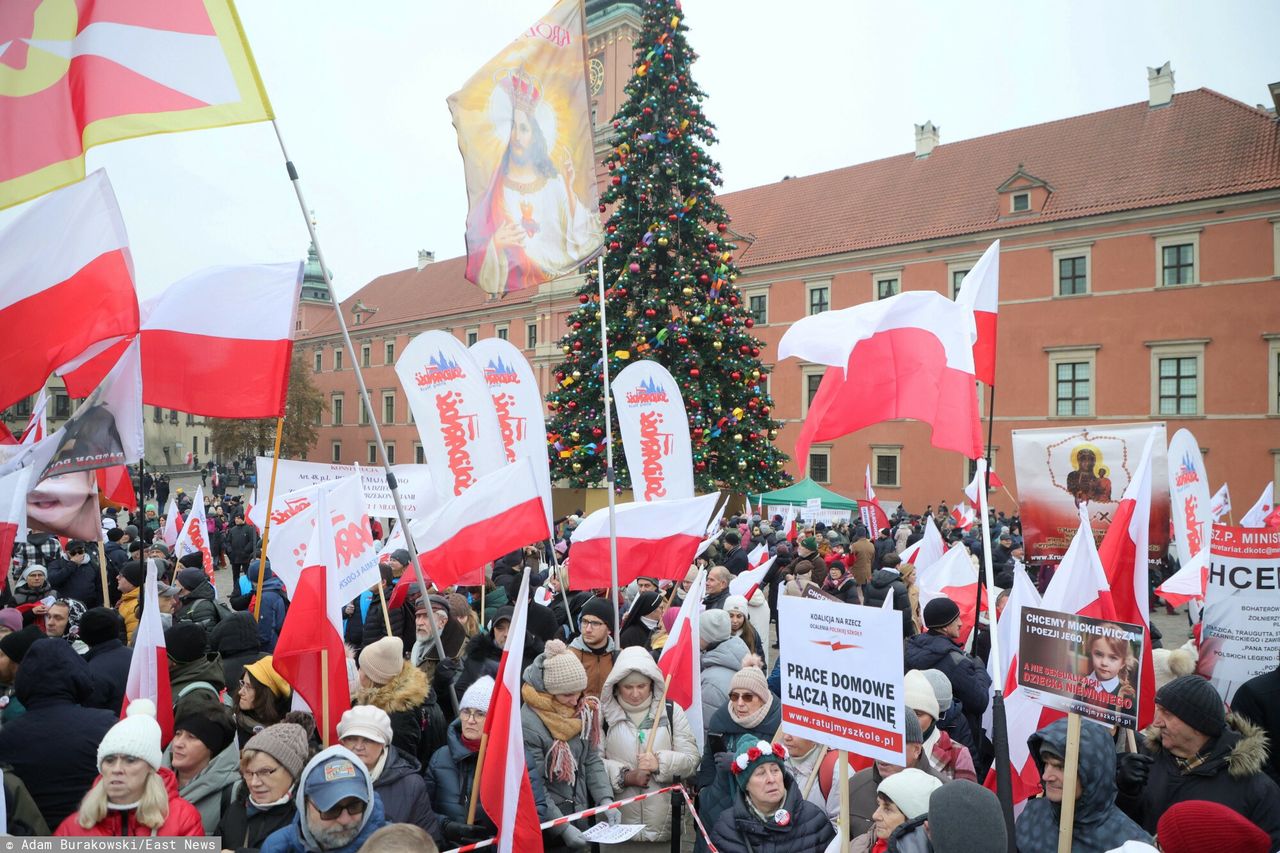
[
  {"xmin": 1141, "ymin": 712, "xmax": 1270, "ymax": 779},
  {"xmin": 352, "ymin": 661, "xmax": 428, "ymax": 713}
]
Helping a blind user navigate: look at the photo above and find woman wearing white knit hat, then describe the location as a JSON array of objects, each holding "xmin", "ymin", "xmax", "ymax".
[
  {"xmin": 53, "ymin": 699, "xmax": 205, "ymax": 837},
  {"xmin": 848, "ymin": 767, "xmax": 941, "ymax": 853}
]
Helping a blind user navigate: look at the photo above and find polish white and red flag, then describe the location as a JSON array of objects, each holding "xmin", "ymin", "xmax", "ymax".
[
  {"xmin": 963, "ymin": 466, "xmax": 1004, "ymax": 506},
  {"xmin": 0, "ymin": 171, "xmax": 138, "ymax": 411},
  {"xmin": 567, "ymin": 493, "xmax": 721, "ymax": 590},
  {"xmin": 63, "ymin": 263, "xmax": 302, "ymax": 418},
  {"xmin": 122, "ymin": 557, "xmax": 174, "ymax": 744},
  {"xmin": 954, "ymin": 239, "xmax": 1000, "ymax": 387},
  {"xmin": 389, "ymin": 457, "xmax": 551, "ymax": 604},
  {"xmin": 1097, "ymin": 429, "xmax": 1157, "ymax": 728},
  {"xmin": 900, "ymin": 515, "xmax": 946, "ymax": 571},
  {"xmin": 174, "ymin": 485, "xmax": 215, "ymax": 585},
  {"xmin": 1209, "ymin": 484, "xmax": 1231, "ymax": 521},
  {"xmin": 860, "ymin": 465, "xmax": 890, "ymax": 534},
  {"xmin": 0, "ymin": 466, "xmax": 35, "ymax": 595},
  {"xmin": 1240, "ymin": 483, "xmax": 1276, "ymax": 528},
  {"xmin": 779, "ymin": 291, "xmax": 984, "ymax": 462},
  {"xmin": 18, "ymin": 390, "xmax": 49, "ymax": 445},
  {"xmin": 729, "ymin": 544, "xmax": 775, "ymax": 599},
  {"xmin": 480, "ymin": 567, "xmax": 545, "ymax": 853},
  {"xmin": 161, "ymin": 495, "xmax": 183, "ymax": 548},
  {"xmin": 917, "ymin": 545, "xmax": 984, "ymax": 645},
  {"xmin": 950, "ymin": 504, "xmax": 976, "ymax": 532},
  {"xmin": 658, "ymin": 568, "xmax": 707, "ymax": 749}
]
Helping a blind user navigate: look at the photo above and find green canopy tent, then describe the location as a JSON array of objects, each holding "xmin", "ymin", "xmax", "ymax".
[{"xmin": 747, "ymin": 478, "xmax": 858, "ymax": 510}]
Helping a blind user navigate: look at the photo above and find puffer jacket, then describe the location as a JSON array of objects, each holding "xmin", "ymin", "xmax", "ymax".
[
  {"xmin": 455, "ymin": 630, "xmax": 503, "ymax": 699},
  {"xmin": 520, "ymin": 650, "xmax": 613, "ymax": 818},
  {"xmin": 117, "ymin": 585, "xmax": 141, "ymax": 642},
  {"xmin": 175, "ymin": 579, "xmax": 222, "ymax": 636},
  {"xmin": 168, "ymin": 652, "xmax": 227, "ymax": 697},
  {"xmin": 695, "ymin": 700, "xmax": 783, "ymax": 838},
  {"xmin": 709, "ymin": 776, "xmax": 835, "ymax": 853},
  {"xmin": 260, "ymin": 746, "xmax": 387, "ymax": 853},
  {"xmin": 211, "ymin": 612, "xmax": 265, "ymax": 689},
  {"xmin": 904, "ymin": 631, "xmax": 990, "ymax": 731},
  {"xmin": 166, "ymin": 739, "xmax": 242, "ymax": 834},
  {"xmin": 1117, "ymin": 713, "xmax": 1280, "ymax": 847},
  {"xmin": 862, "ymin": 569, "xmax": 913, "ymax": 636},
  {"xmin": 216, "ymin": 785, "xmax": 295, "ymax": 853},
  {"xmin": 599, "ymin": 647, "xmax": 701, "ymax": 842},
  {"xmin": 850, "ymin": 817, "xmax": 931, "ymax": 853},
  {"xmin": 352, "ymin": 661, "xmax": 433, "ymax": 767},
  {"xmin": 700, "ymin": 636, "xmax": 749, "ymax": 726},
  {"xmin": 54, "ymin": 767, "xmax": 205, "ymax": 837},
  {"xmin": 1017, "ymin": 718, "xmax": 1151, "ymax": 852},
  {"xmin": 370, "ymin": 745, "xmax": 444, "ymax": 847}
]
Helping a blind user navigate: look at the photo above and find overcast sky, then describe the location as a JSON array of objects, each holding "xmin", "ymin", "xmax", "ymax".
[{"xmin": 4, "ymin": 0, "xmax": 1277, "ymax": 300}]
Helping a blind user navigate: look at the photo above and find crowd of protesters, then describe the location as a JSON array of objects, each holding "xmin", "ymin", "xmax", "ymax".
[{"xmin": 1, "ymin": 489, "xmax": 1277, "ymax": 853}]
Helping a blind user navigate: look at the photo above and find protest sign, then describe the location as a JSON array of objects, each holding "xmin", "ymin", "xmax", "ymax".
[
  {"xmin": 1017, "ymin": 606, "xmax": 1145, "ymax": 729},
  {"xmin": 255, "ymin": 457, "xmax": 437, "ymax": 518},
  {"xmin": 1197, "ymin": 524, "xmax": 1280, "ymax": 702},
  {"xmin": 773, "ymin": 505, "xmax": 852, "ymax": 526},
  {"xmin": 1012, "ymin": 423, "xmax": 1169, "ymax": 571},
  {"xmin": 612, "ymin": 360, "xmax": 694, "ymax": 504},
  {"xmin": 801, "ymin": 582, "xmax": 841, "ymax": 603},
  {"xmin": 779, "ymin": 596, "xmax": 905, "ymax": 763},
  {"xmin": 1167, "ymin": 429, "xmax": 1212, "ymax": 577},
  {"xmin": 806, "ymin": 497, "xmax": 822, "ymax": 514}
]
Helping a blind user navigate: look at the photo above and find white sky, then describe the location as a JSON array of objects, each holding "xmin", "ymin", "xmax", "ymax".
[{"xmin": 3, "ymin": 0, "xmax": 1277, "ymax": 300}]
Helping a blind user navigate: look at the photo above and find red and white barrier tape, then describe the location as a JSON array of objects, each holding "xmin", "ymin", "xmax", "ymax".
[{"xmin": 441, "ymin": 783, "xmax": 718, "ymax": 853}]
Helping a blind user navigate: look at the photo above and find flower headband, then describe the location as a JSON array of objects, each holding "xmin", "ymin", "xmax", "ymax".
[{"xmin": 730, "ymin": 740, "xmax": 788, "ymax": 775}]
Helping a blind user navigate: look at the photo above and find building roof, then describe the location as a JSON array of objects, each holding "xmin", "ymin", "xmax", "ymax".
[{"xmin": 302, "ymin": 88, "xmax": 1280, "ymax": 340}]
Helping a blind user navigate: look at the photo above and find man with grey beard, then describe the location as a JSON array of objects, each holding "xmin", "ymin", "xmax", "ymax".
[{"xmin": 260, "ymin": 747, "xmax": 387, "ymax": 853}]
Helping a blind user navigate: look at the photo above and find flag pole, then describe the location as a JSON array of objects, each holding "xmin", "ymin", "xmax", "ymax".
[
  {"xmin": 270, "ymin": 121, "xmax": 459, "ymax": 714},
  {"xmin": 92, "ymin": 478, "xmax": 111, "ymax": 609},
  {"xmin": 547, "ymin": 539, "xmax": 575, "ymax": 634},
  {"xmin": 253, "ymin": 415, "xmax": 285, "ymax": 620},
  {"xmin": 466, "ymin": 732, "xmax": 490, "ymax": 825},
  {"xmin": 597, "ymin": 254, "xmax": 621, "ymax": 633},
  {"xmin": 978, "ymin": 450, "xmax": 1014, "ymax": 852},
  {"xmin": 320, "ymin": 647, "xmax": 330, "ymax": 747}
]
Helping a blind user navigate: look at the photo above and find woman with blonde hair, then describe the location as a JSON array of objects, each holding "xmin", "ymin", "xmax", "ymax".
[{"xmin": 54, "ymin": 699, "xmax": 204, "ymax": 837}]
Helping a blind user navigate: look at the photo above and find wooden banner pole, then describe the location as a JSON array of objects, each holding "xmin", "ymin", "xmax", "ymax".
[
  {"xmin": 253, "ymin": 416, "xmax": 286, "ymax": 619},
  {"xmin": 320, "ymin": 647, "xmax": 331, "ymax": 747},
  {"xmin": 838, "ymin": 750, "xmax": 850, "ymax": 853},
  {"xmin": 643, "ymin": 673, "xmax": 673, "ymax": 754},
  {"xmin": 467, "ymin": 732, "xmax": 490, "ymax": 825},
  {"xmin": 1056, "ymin": 712, "xmax": 1082, "ymax": 853}
]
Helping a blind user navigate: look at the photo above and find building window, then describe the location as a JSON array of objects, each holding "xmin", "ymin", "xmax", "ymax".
[
  {"xmin": 334, "ymin": 348, "xmax": 343, "ymax": 371},
  {"xmin": 295, "ymin": 320, "xmax": 302, "ymax": 332},
  {"xmin": 332, "ymin": 442, "xmax": 342, "ymax": 463},
  {"xmin": 1058, "ymin": 256, "xmax": 1087, "ymax": 296},
  {"xmin": 808, "ymin": 450, "xmax": 830, "ymax": 484},
  {"xmin": 368, "ymin": 443, "xmax": 379, "ymax": 465},
  {"xmin": 807, "ymin": 284, "xmax": 829, "ymax": 315},
  {"xmin": 192, "ymin": 436, "xmax": 198, "ymax": 454},
  {"xmin": 1148, "ymin": 341, "xmax": 1206, "ymax": 416},
  {"xmin": 314, "ymin": 350, "xmax": 323, "ymax": 372},
  {"xmin": 169, "ymin": 409, "xmax": 179, "ymax": 424},
  {"xmin": 414, "ymin": 443, "xmax": 425, "ymax": 464},
  {"xmin": 526, "ymin": 323, "xmax": 538, "ymax": 349},
  {"xmin": 204, "ymin": 437, "xmax": 209, "ymax": 455},
  {"xmin": 185, "ymin": 413, "xmax": 195, "ymax": 426},
  {"xmin": 748, "ymin": 293, "xmax": 768, "ymax": 325},
  {"xmin": 466, "ymin": 329, "xmax": 478, "ymax": 346},
  {"xmin": 382, "ymin": 392, "xmax": 395, "ymax": 425},
  {"xmin": 1154, "ymin": 233, "xmax": 1200, "ymax": 287},
  {"xmin": 1268, "ymin": 337, "xmax": 1280, "ymax": 416},
  {"xmin": 332, "ymin": 395, "xmax": 344, "ymax": 426},
  {"xmin": 872, "ymin": 447, "xmax": 901, "ymax": 488},
  {"xmin": 13, "ymin": 397, "xmax": 31, "ymax": 417},
  {"xmin": 1011, "ymin": 192, "xmax": 1030, "ymax": 213},
  {"xmin": 1047, "ymin": 347, "xmax": 1098, "ymax": 418},
  {"xmin": 360, "ymin": 344, "xmax": 371, "ymax": 368},
  {"xmin": 358, "ymin": 397, "xmax": 370, "ymax": 425},
  {"xmin": 801, "ymin": 367, "xmax": 825, "ymax": 416},
  {"xmin": 496, "ymin": 325, "xmax": 508, "ymax": 341},
  {"xmin": 153, "ymin": 406, "xmax": 163, "ymax": 424},
  {"xmin": 874, "ymin": 274, "xmax": 900, "ymax": 301},
  {"xmin": 385, "ymin": 341, "xmax": 395, "ymax": 364},
  {"xmin": 386, "ymin": 443, "xmax": 395, "ymax": 465},
  {"xmin": 53, "ymin": 393, "xmax": 70, "ymax": 418},
  {"xmin": 951, "ymin": 267, "xmax": 970, "ymax": 299}
]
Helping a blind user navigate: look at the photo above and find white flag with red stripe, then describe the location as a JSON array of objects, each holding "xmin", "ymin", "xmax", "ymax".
[
  {"xmin": 567, "ymin": 493, "xmax": 720, "ymax": 590},
  {"xmin": 729, "ymin": 554, "xmax": 775, "ymax": 600},
  {"xmin": 18, "ymin": 390, "xmax": 48, "ymax": 445},
  {"xmin": 122, "ymin": 557, "xmax": 173, "ymax": 744},
  {"xmin": 174, "ymin": 485, "xmax": 215, "ymax": 585},
  {"xmin": 746, "ymin": 541, "xmax": 768, "ymax": 569},
  {"xmin": 479, "ymin": 569, "xmax": 544, "ymax": 853},
  {"xmin": 161, "ymin": 495, "xmax": 182, "ymax": 549},
  {"xmin": 917, "ymin": 545, "xmax": 983, "ymax": 645},
  {"xmin": 954, "ymin": 239, "xmax": 1000, "ymax": 387},
  {"xmin": 964, "ymin": 466, "xmax": 1004, "ymax": 506},
  {"xmin": 0, "ymin": 466, "xmax": 34, "ymax": 595},
  {"xmin": 950, "ymin": 504, "xmax": 976, "ymax": 532},
  {"xmin": 1240, "ymin": 483, "xmax": 1276, "ymax": 528},
  {"xmin": 1209, "ymin": 484, "xmax": 1231, "ymax": 521},
  {"xmin": 659, "ymin": 568, "xmax": 706, "ymax": 749},
  {"xmin": 900, "ymin": 515, "xmax": 945, "ymax": 571}
]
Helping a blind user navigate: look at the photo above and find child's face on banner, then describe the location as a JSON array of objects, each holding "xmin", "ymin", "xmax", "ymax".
[
  {"xmin": 27, "ymin": 470, "xmax": 98, "ymax": 540},
  {"xmin": 1090, "ymin": 643, "xmax": 1124, "ymax": 681}
]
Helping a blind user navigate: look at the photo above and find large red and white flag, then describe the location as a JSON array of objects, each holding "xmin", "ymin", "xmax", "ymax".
[
  {"xmin": 658, "ymin": 569, "xmax": 707, "ymax": 749},
  {"xmin": 96, "ymin": 466, "xmax": 138, "ymax": 512},
  {"xmin": 18, "ymin": 390, "xmax": 48, "ymax": 445},
  {"xmin": 900, "ymin": 515, "xmax": 945, "ymax": 571},
  {"xmin": 1209, "ymin": 484, "xmax": 1231, "ymax": 521},
  {"xmin": 479, "ymin": 569, "xmax": 545, "ymax": 853},
  {"xmin": 950, "ymin": 504, "xmax": 976, "ymax": 532},
  {"xmin": 861, "ymin": 466, "xmax": 890, "ymax": 532},
  {"xmin": 161, "ymin": 495, "xmax": 182, "ymax": 548},
  {"xmin": 0, "ymin": 2, "xmax": 272, "ymax": 209},
  {"xmin": 0, "ymin": 170, "xmax": 138, "ymax": 410},
  {"xmin": 729, "ymin": 552, "xmax": 775, "ymax": 600},
  {"xmin": 1097, "ymin": 430, "xmax": 1157, "ymax": 729},
  {"xmin": 953, "ymin": 240, "xmax": 1000, "ymax": 387},
  {"xmin": 175, "ymin": 485, "xmax": 215, "ymax": 585},
  {"xmin": 567, "ymin": 493, "xmax": 721, "ymax": 590},
  {"xmin": 963, "ymin": 466, "xmax": 1004, "ymax": 506},
  {"xmin": 389, "ymin": 457, "xmax": 551, "ymax": 605},
  {"xmin": 917, "ymin": 545, "xmax": 983, "ymax": 644},
  {"xmin": 779, "ymin": 291, "xmax": 984, "ymax": 461},
  {"xmin": 0, "ymin": 466, "xmax": 35, "ymax": 594},
  {"xmin": 1240, "ymin": 483, "xmax": 1276, "ymax": 528},
  {"xmin": 122, "ymin": 558, "xmax": 174, "ymax": 744},
  {"xmin": 63, "ymin": 264, "xmax": 302, "ymax": 418}
]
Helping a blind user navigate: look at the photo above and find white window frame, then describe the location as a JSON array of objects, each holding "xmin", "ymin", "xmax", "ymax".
[
  {"xmin": 367, "ymin": 443, "xmax": 379, "ymax": 465},
  {"xmin": 360, "ymin": 343, "xmax": 371, "ymax": 368},
  {"xmin": 1154, "ymin": 232, "xmax": 1201, "ymax": 288},
  {"xmin": 1272, "ymin": 220, "xmax": 1280, "ymax": 278},
  {"xmin": 1266, "ymin": 334, "xmax": 1280, "ymax": 417},
  {"xmin": 333, "ymin": 348, "xmax": 343, "ymax": 371},
  {"xmin": 1046, "ymin": 346, "xmax": 1099, "ymax": 418},
  {"xmin": 385, "ymin": 340, "xmax": 395, "ymax": 364},
  {"xmin": 947, "ymin": 259, "xmax": 977, "ymax": 298},
  {"xmin": 800, "ymin": 365, "xmax": 825, "ymax": 417},
  {"xmin": 385, "ymin": 443, "xmax": 395, "ymax": 465},
  {"xmin": 331, "ymin": 394, "xmax": 344, "ymax": 426},
  {"xmin": 358, "ymin": 396, "xmax": 370, "ymax": 426},
  {"xmin": 871, "ymin": 445, "xmax": 902, "ymax": 489},
  {"xmin": 805, "ymin": 279, "xmax": 831, "ymax": 315},
  {"xmin": 526, "ymin": 322, "xmax": 539, "ymax": 349},
  {"xmin": 495, "ymin": 324, "xmax": 509, "ymax": 341},
  {"xmin": 1011, "ymin": 192, "xmax": 1030, "ymax": 213},
  {"xmin": 414, "ymin": 442, "xmax": 425, "ymax": 464},
  {"xmin": 382, "ymin": 391, "xmax": 396, "ymax": 425},
  {"xmin": 1052, "ymin": 245, "xmax": 1092, "ymax": 297},
  {"xmin": 313, "ymin": 350, "xmax": 323, "ymax": 372},
  {"xmin": 807, "ymin": 446, "xmax": 832, "ymax": 484},
  {"xmin": 331, "ymin": 441, "xmax": 342, "ymax": 463},
  {"xmin": 465, "ymin": 328, "xmax": 479, "ymax": 346},
  {"xmin": 1147, "ymin": 339, "xmax": 1207, "ymax": 417},
  {"xmin": 742, "ymin": 286, "xmax": 769, "ymax": 326},
  {"xmin": 872, "ymin": 269, "xmax": 902, "ymax": 301}
]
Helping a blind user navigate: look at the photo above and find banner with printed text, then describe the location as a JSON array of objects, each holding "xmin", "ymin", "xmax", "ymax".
[
  {"xmin": 1012, "ymin": 422, "xmax": 1170, "ymax": 571},
  {"xmin": 778, "ymin": 596, "xmax": 905, "ymax": 763},
  {"xmin": 613, "ymin": 360, "xmax": 693, "ymax": 503},
  {"xmin": 1167, "ymin": 429, "xmax": 1212, "ymax": 577},
  {"xmin": 1196, "ymin": 524, "xmax": 1280, "ymax": 703},
  {"xmin": 254, "ymin": 458, "xmax": 437, "ymax": 519}
]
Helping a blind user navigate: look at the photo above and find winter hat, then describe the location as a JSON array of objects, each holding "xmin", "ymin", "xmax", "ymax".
[
  {"xmin": 460, "ymin": 676, "xmax": 495, "ymax": 714},
  {"xmin": 487, "ymin": 606, "xmax": 514, "ymax": 633},
  {"xmin": 0, "ymin": 608, "xmax": 22, "ymax": 634},
  {"xmin": 798, "ymin": 536, "xmax": 818, "ymax": 552},
  {"xmin": 579, "ymin": 596, "xmax": 615, "ymax": 633},
  {"xmin": 877, "ymin": 767, "xmax": 942, "ymax": 820},
  {"xmin": 19, "ymin": 565, "xmax": 46, "ymax": 584},
  {"xmin": 78, "ymin": 607, "xmax": 122, "ymax": 647},
  {"xmin": 928, "ymin": 780, "xmax": 1008, "ymax": 853},
  {"xmin": 175, "ymin": 707, "xmax": 236, "ymax": 756},
  {"xmin": 0, "ymin": 625, "xmax": 42, "ymax": 663},
  {"xmin": 212, "ymin": 612, "xmax": 262, "ymax": 658},
  {"xmin": 358, "ymin": 636, "xmax": 405, "ymax": 686},
  {"xmin": 724, "ymin": 595, "xmax": 749, "ymax": 617},
  {"xmin": 98, "ymin": 698, "xmax": 163, "ymax": 770},
  {"xmin": 541, "ymin": 639, "xmax": 588, "ymax": 695},
  {"xmin": 1152, "ymin": 646, "xmax": 1197, "ymax": 689},
  {"xmin": 446, "ymin": 593, "xmax": 473, "ymax": 623},
  {"xmin": 337, "ymin": 705, "xmax": 393, "ymax": 746},
  {"xmin": 1154, "ymin": 675, "xmax": 1225, "ymax": 737},
  {"xmin": 923, "ymin": 597, "xmax": 961, "ymax": 630},
  {"xmin": 121, "ymin": 560, "xmax": 146, "ymax": 588},
  {"xmin": 245, "ymin": 656, "xmax": 292, "ymax": 699},
  {"xmin": 389, "ymin": 549, "xmax": 412, "ymax": 567},
  {"xmin": 730, "ymin": 735, "xmax": 788, "ymax": 790},
  {"xmin": 165, "ymin": 623, "xmax": 208, "ymax": 663},
  {"xmin": 903, "ymin": 705, "xmax": 924, "ymax": 745},
  {"xmin": 700, "ymin": 609, "xmax": 731, "ymax": 645},
  {"xmin": 147, "ymin": 542, "xmax": 171, "ymax": 557},
  {"xmin": 244, "ymin": 722, "xmax": 310, "ymax": 781},
  {"xmin": 177, "ymin": 565, "xmax": 206, "ymax": 590},
  {"xmin": 904, "ymin": 670, "xmax": 940, "ymax": 719},
  {"xmin": 920, "ymin": 669, "xmax": 953, "ymax": 711},
  {"xmin": 729, "ymin": 664, "xmax": 771, "ymax": 705},
  {"xmin": 1156, "ymin": 800, "xmax": 1270, "ymax": 853}
]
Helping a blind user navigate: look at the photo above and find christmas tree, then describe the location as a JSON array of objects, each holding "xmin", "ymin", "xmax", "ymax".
[{"xmin": 545, "ymin": 0, "xmax": 789, "ymax": 494}]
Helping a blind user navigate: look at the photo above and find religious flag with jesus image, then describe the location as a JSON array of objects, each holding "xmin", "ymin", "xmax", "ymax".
[
  {"xmin": 0, "ymin": 0, "xmax": 273, "ymax": 209},
  {"xmin": 448, "ymin": 0, "xmax": 603, "ymax": 296}
]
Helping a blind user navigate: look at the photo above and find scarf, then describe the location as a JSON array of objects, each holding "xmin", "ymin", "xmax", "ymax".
[
  {"xmin": 729, "ymin": 692, "xmax": 773, "ymax": 730},
  {"xmin": 368, "ymin": 749, "xmax": 389, "ymax": 782},
  {"xmin": 619, "ymin": 696, "xmax": 655, "ymax": 747},
  {"xmin": 247, "ymin": 791, "xmax": 293, "ymax": 814},
  {"xmin": 460, "ymin": 733, "xmax": 482, "ymax": 753},
  {"xmin": 521, "ymin": 684, "xmax": 602, "ymax": 784}
]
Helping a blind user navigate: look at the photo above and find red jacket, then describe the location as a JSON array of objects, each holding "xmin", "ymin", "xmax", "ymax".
[{"xmin": 54, "ymin": 768, "xmax": 204, "ymax": 837}]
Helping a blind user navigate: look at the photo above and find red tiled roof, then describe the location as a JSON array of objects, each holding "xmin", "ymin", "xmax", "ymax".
[{"xmin": 306, "ymin": 88, "xmax": 1280, "ymax": 338}]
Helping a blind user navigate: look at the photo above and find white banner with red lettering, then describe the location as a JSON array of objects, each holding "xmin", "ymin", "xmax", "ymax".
[
  {"xmin": 253, "ymin": 457, "xmax": 438, "ymax": 519},
  {"xmin": 469, "ymin": 338, "xmax": 554, "ymax": 531},
  {"xmin": 1196, "ymin": 524, "xmax": 1280, "ymax": 703},
  {"xmin": 174, "ymin": 485, "xmax": 214, "ymax": 584},
  {"xmin": 396, "ymin": 331, "xmax": 505, "ymax": 502},
  {"xmin": 1167, "ymin": 429, "xmax": 1212, "ymax": 578},
  {"xmin": 613, "ymin": 360, "xmax": 693, "ymax": 503}
]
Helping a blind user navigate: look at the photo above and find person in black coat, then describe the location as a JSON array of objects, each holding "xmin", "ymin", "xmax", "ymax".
[
  {"xmin": 0, "ymin": 639, "xmax": 118, "ymax": 828},
  {"xmin": 454, "ymin": 608, "xmax": 509, "ymax": 699},
  {"xmin": 904, "ymin": 598, "xmax": 991, "ymax": 737},
  {"xmin": 1229, "ymin": 659, "xmax": 1280, "ymax": 786},
  {"xmin": 862, "ymin": 564, "xmax": 913, "ymax": 637},
  {"xmin": 78, "ymin": 608, "xmax": 132, "ymax": 713},
  {"xmin": 709, "ymin": 735, "xmax": 835, "ymax": 853},
  {"xmin": 217, "ymin": 722, "xmax": 310, "ymax": 853},
  {"xmin": 223, "ymin": 515, "xmax": 259, "ymax": 588},
  {"xmin": 210, "ymin": 612, "xmax": 265, "ymax": 691},
  {"xmin": 47, "ymin": 541, "xmax": 102, "ymax": 609},
  {"xmin": 618, "ymin": 590, "xmax": 662, "ymax": 653},
  {"xmin": 360, "ymin": 569, "xmax": 416, "ymax": 653},
  {"xmin": 721, "ymin": 531, "xmax": 749, "ymax": 575}
]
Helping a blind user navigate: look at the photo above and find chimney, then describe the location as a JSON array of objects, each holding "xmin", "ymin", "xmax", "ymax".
[
  {"xmin": 914, "ymin": 121, "xmax": 939, "ymax": 159},
  {"xmin": 416, "ymin": 249, "xmax": 435, "ymax": 271},
  {"xmin": 1148, "ymin": 62, "xmax": 1174, "ymax": 108}
]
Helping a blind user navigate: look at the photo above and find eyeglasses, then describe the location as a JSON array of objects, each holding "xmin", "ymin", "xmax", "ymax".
[
  {"xmin": 580, "ymin": 618, "xmax": 607, "ymax": 628},
  {"xmin": 243, "ymin": 766, "xmax": 279, "ymax": 781},
  {"xmin": 459, "ymin": 709, "xmax": 486, "ymax": 721},
  {"xmin": 729, "ymin": 692, "xmax": 761, "ymax": 704},
  {"xmin": 316, "ymin": 799, "xmax": 367, "ymax": 820}
]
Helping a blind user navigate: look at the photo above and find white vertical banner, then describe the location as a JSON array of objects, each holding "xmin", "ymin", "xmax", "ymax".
[
  {"xmin": 612, "ymin": 360, "xmax": 693, "ymax": 503},
  {"xmin": 174, "ymin": 485, "xmax": 214, "ymax": 582},
  {"xmin": 469, "ymin": 338, "xmax": 554, "ymax": 531},
  {"xmin": 1167, "ymin": 429, "xmax": 1213, "ymax": 577},
  {"xmin": 396, "ymin": 331, "xmax": 506, "ymax": 502}
]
